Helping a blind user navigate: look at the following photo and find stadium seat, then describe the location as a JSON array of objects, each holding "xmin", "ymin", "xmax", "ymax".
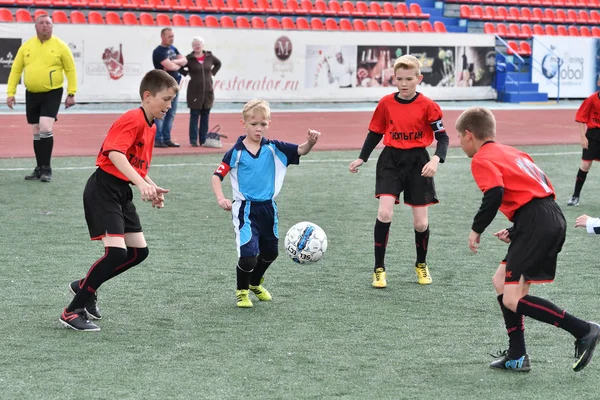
[
  {"xmin": 496, "ymin": 22, "xmax": 508, "ymax": 36},
  {"xmin": 592, "ymin": 26, "xmax": 600, "ymax": 37},
  {"xmin": 459, "ymin": 4, "xmax": 470, "ymax": 18},
  {"xmin": 519, "ymin": 7, "xmax": 533, "ymax": 22},
  {"xmin": 381, "ymin": 19, "xmax": 393, "ymax": 32},
  {"xmin": 545, "ymin": 25, "xmax": 556, "ymax": 35},
  {"xmin": 236, "ymin": 15, "xmax": 250, "ymax": 27},
  {"xmin": 243, "ymin": 0, "xmax": 264, "ymax": 12},
  {"xmin": 484, "ymin": 6, "xmax": 497, "ymax": 20},
  {"xmin": 519, "ymin": 41, "xmax": 532, "ymax": 55},
  {"xmin": 508, "ymin": 23, "xmax": 521, "ymax": 37},
  {"xmin": 563, "ymin": 9, "xmax": 576, "ymax": 23},
  {"xmin": 229, "ymin": 0, "xmax": 250, "ymax": 12},
  {"xmin": 119, "ymin": 0, "xmax": 138, "ymax": 9},
  {"xmin": 122, "ymin": 12, "xmax": 138, "ymax": 24},
  {"xmin": 296, "ymin": 16, "xmax": 309, "ymax": 29},
  {"xmin": 542, "ymin": 9, "xmax": 555, "ymax": 23},
  {"xmin": 339, "ymin": 17, "xmax": 352, "ymax": 30},
  {"xmin": 257, "ymin": 0, "xmax": 270, "ymax": 11},
  {"xmin": 266, "ymin": 0, "xmax": 284, "ymax": 12},
  {"xmin": 366, "ymin": 19, "xmax": 380, "ymax": 31},
  {"xmin": 221, "ymin": 15, "xmax": 235, "ymax": 27},
  {"xmin": 139, "ymin": 12, "xmax": 154, "ymax": 25},
  {"xmin": 590, "ymin": 10, "xmax": 600, "ymax": 23},
  {"xmin": 315, "ymin": 0, "xmax": 333, "ymax": 15},
  {"xmin": 507, "ymin": 7, "xmax": 520, "ymax": 21},
  {"xmin": 87, "ymin": 0, "xmax": 106, "ymax": 8},
  {"xmin": 252, "ymin": 16, "xmax": 266, "ymax": 28},
  {"xmin": 577, "ymin": 9, "xmax": 590, "ymax": 24},
  {"xmin": 105, "ymin": 11, "xmax": 121, "ymax": 24},
  {"xmin": 580, "ymin": 26, "xmax": 591, "ymax": 36},
  {"xmin": 172, "ymin": 14, "xmax": 187, "ymax": 25},
  {"xmin": 281, "ymin": 16, "xmax": 295, "ymax": 29},
  {"xmin": 410, "ymin": 3, "xmax": 429, "ymax": 18},
  {"xmin": 0, "ymin": 8, "xmax": 12, "ymax": 22},
  {"xmin": 520, "ymin": 24, "xmax": 532, "ymax": 37},
  {"xmin": 302, "ymin": 0, "xmax": 321, "ymax": 14},
  {"xmin": 506, "ymin": 40, "xmax": 519, "ymax": 55},
  {"xmin": 342, "ymin": 0, "xmax": 360, "ymax": 16},
  {"xmin": 213, "ymin": 0, "xmax": 234, "ymax": 12},
  {"xmin": 471, "ymin": 5, "xmax": 484, "ymax": 20},
  {"xmin": 205, "ymin": 15, "xmax": 219, "ymax": 27},
  {"xmin": 198, "ymin": 0, "xmax": 218, "ymax": 11},
  {"xmin": 70, "ymin": 11, "xmax": 86, "ymax": 24},
  {"xmin": 156, "ymin": 13, "xmax": 171, "ymax": 25},
  {"xmin": 483, "ymin": 22, "xmax": 495, "ymax": 34},
  {"xmin": 495, "ymin": 6, "xmax": 508, "ymax": 21},
  {"xmin": 51, "ymin": 10, "xmax": 68, "ymax": 24},
  {"xmin": 329, "ymin": 0, "xmax": 349, "ymax": 16},
  {"xmin": 556, "ymin": 25, "xmax": 567, "ymax": 35},
  {"xmin": 310, "ymin": 17, "xmax": 324, "ymax": 29},
  {"xmin": 17, "ymin": 0, "xmax": 34, "ymax": 6},
  {"xmin": 434, "ymin": 20, "xmax": 447, "ymax": 32},
  {"xmin": 189, "ymin": 14, "xmax": 203, "ymax": 26},
  {"xmin": 15, "ymin": 9, "xmax": 32, "ymax": 22},
  {"xmin": 325, "ymin": 17, "xmax": 338, "ymax": 29},
  {"xmin": 353, "ymin": 19, "xmax": 366, "ymax": 30},
  {"xmin": 70, "ymin": 0, "xmax": 89, "ymax": 8},
  {"xmin": 407, "ymin": 20, "xmax": 420, "ymax": 31},
  {"xmin": 287, "ymin": 0, "xmax": 308, "ymax": 14},
  {"xmin": 398, "ymin": 2, "xmax": 414, "ymax": 17},
  {"xmin": 394, "ymin": 20, "xmax": 406, "ymax": 32},
  {"xmin": 568, "ymin": 26, "xmax": 579, "ymax": 36},
  {"xmin": 554, "ymin": 9, "xmax": 566, "ymax": 23},
  {"xmin": 383, "ymin": 2, "xmax": 399, "ymax": 17},
  {"xmin": 88, "ymin": 11, "xmax": 104, "ymax": 24},
  {"xmin": 421, "ymin": 20, "xmax": 433, "ymax": 32},
  {"xmin": 169, "ymin": 0, "xmax": 188, "ymax": 11},
  {"xmin": 371, "ymin": 2, "xmax": 390, "ymax": 17},
  {"xmin": 33, "ymin": 9, "xmax": 48, "ymax": 19},
  {"xmin": 356, "ymin": 1, "xmax": 374, "ymax": 16},
  {"xmin": 266, "ymin": 16, "xmax": 281, "ymax": 28},
  {"xmin": 532, "ymin": 7, "xmax": 544, "ymax": 22}
]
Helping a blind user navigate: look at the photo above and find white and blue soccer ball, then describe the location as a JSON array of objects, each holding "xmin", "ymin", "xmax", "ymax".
[{"xmin": 284, "ymin": 221, "xmax": 328, "ymax": 264}]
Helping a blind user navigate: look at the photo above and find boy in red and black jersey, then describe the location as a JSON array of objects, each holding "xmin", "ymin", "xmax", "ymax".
[
  {"xmin": 349, "ymin": 54, "xmax": 449, "ymax": 288},
  {"xmin": 456, "ymin": 106, "xmax": 600, "ymax": 373},
  {"xmin": 567, "ymin": 91, "xmax": 600, "ymax": 206},
  {"xmin": 59, "ymin": 70, "xmax": 179, "ymax": 332}
]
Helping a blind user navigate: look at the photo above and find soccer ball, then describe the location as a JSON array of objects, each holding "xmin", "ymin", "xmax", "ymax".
[{"xmin": 284, "ymin": 221, "xmax": 328, "ymax": 264}]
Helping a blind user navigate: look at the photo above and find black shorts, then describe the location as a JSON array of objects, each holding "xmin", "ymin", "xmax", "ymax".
[
  {"xmin": 504, "ymin": 196, "xmax": 566, "ymax": 284},
  {"xmin": 83, "ymin": 168, "xmax": 142, "ymax": 240},
  {"xmin": 25, "ymin": 88, "xmax": 63, "ymax": 124},
  {"xmin": 582, "ymin": 129, "xmax": 600, "ymax": 161},
  {"xmin": 375, "ymin": 146, "xmax": 438, "ymax": 206}
]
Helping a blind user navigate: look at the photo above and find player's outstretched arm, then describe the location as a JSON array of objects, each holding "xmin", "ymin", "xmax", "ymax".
[
  {"xmin": 298, "ymin": 129, "xmax": 320, "ymax": 155},
  {"xmin": 108, "ymin": 151, "xmax": 157, "ymax": 202},
  {"xmin": 212, "ymin": 175, "xmax": 232, "ymax": 211}
]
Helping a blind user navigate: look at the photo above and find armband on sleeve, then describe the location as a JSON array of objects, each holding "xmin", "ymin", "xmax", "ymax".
[{"xmin": 214, "ymin": 162, "xmax": 230, "ymax": 180}]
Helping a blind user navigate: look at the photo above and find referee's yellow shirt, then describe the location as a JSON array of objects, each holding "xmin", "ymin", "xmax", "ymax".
[{"xmin": 6, "ymin": 35, "xmax": 77, "ymax": 97}]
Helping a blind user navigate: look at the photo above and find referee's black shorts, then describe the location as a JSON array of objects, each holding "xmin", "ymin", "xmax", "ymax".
[
  {"xmin": 83, "ymin": 168, "xmax": 143, "ymax": 241},
  {"xmin": 25, "ymin": 87, "xmax": 63, "ymax": 124},
  {"xmin": 375, "ymin": 146, "xmax": 439, "ymax": 206},
  {"xmin": 504, "ymin": 196, "xmax": 566, "ymax": 285}
]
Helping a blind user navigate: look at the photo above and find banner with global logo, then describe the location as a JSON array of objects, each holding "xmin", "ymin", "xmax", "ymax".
[{"xmin": 531, "ymin": 36, "xmax": 598, "ymax": 99}]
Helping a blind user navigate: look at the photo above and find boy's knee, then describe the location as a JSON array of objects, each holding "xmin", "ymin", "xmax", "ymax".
[
  {"xmin": 106, "ymin": 247, "xmax": 129, "ymax": 264},
  {"xmin": 378, "ymin": 209, "xmax": 394, "ymax": 222},
  {"xmin": 238, "ymin": 256, "xmax": 258, "ymax": 272},
  {"xmin": 413, "ymin": 220, "xmax": 428, "ymax": 232},
  {"xmin": 502, "ymin": 294, "xmax": 520, "ymax": 312}
]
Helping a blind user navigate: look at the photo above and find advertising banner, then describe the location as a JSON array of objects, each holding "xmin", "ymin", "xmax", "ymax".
[{"xmin": 0, "ymin": 24, "xmax": 496, "ymax": 103}]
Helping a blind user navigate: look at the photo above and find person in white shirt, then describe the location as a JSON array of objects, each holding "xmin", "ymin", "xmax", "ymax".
[
  {"xmin": 326, "ymin": 52, "xmax": 354, "ymax": 88},
  {"xmin": 575, "ymin": 214, "xmax": 600, "ymax": 234}
]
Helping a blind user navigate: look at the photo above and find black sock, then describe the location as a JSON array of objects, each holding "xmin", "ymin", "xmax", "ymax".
[
  {"xmin": 250, "ymin": 253, "xmax": 276, "ymax": 286},
  {"xmin": 573, "ymin": 169, "xmax": 588, "ymax": 197},
  {"xmin": 39, "ymin": 135, "xmax": 53, "ymax": 167},
  {"xmin": 374, "ymin": 219, "xmax": 391, "ymax": 271},
  {"xmin": 33, "ymin": 138, "xmax": 42, "ymax": 167},
  {"xmin": 67, "ymin": 247, "xmax": 128, "ymax": 312},
  {"xmin": 236, "ymin": 256, "xmax": 257, "ymax": 290},
  {"xmin": 108, "ymin": 247, "xmax": 149, "ymax": 280},
  {"xmin": 498, "ymin": 295, "xmax": 526, "ymax": 358},
  {"xmin": 415, "ymin": 227, "xmax": 429, "ymax": 264},
  {"xmin": 516, "ymin": 295, "xmax": 591, "ymax": 339}
]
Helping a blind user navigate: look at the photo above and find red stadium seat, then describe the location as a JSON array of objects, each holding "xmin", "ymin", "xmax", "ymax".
[
  {"xmin": 257, "ymin": 0, "xmax": 271, "ymax": 11},
  {"xmin": 565, "ymin": 9, "xmax": 577, "ymax": 23},
  {"xmin": 508, "ymin": 6, "xmax": 520, "ymax": 21},
  {"xmin": 459, "ymin": 4, "xmax": 470, "ymax": 18},
  {"xmin": 189, "ymin": 14, "xmax": 203, "ymax": 26},
  {"xmin": 266, "ymin": 16, "xmax": 281, "ymax": 28},
  {"xmin": 495, "ymin": 6, "xmax": 508, "ymax": 21},
  {"xmin": 329, "ymin": 0, "xmax": 349, "ymax": 16},
  {"xmin": 156, "ymin": 13, "xmax": 171, "ymax": 25},
  {"xmin": 484, "ymin": 6, "xmax": 497, "ymax": 20},
  {"xmin": 15, "ymin": 9, "xmax": 32, "ymax": 22},
  {"xmin": 33, "ymin": 9, "xmax": 48, "ymax": 20},
  {"xmin": 302, "ymin": 0, "xmax": 320, "ymax": 14},
  {"xmin": 568, "ymin": 26, "xmax": 579, "ymax": 36},
  {"xmin": 105, "ymin": 11, "xmax": 121, "ymax": 24},
  {"xmin": 366, "ymin": 19, "xmax": 380, "ymax": 31},
  {"xmin": 251, "ymin": 16, "xmax": 265, "ymax": 28},
  {"xmin": 394, "ymin": 20, "xmax": 406, "ymax": 32},
  {"xmin": 0, "ymin": 8, "xmax": 12, "ymax": 22},
  {"xmin": 342, "ymin": 0, "xmax": 359, "ymax": 16},
  {"xmin": 556, "ymin": 25, "xmax": 567, "ymax": 35},
  {"xmin": 281, "ymin": 16, "xmax": 295, "ymax": 29},
  {"xmin": 381, "ymin": 19, "xmax": 393, "ymax": 31},
  {"xmin": 228, "ymin": 0, "xmax": 250, "ymax": 12},
  {"xmin": 545, "ymin": 24, "xmax": 556, "ymax": 35},
  {"xmin": 591, "ymin": 26, "xmax": 600, "ymax": 37},
  {"xmin": 353, "ymin": 18, "xmax": 366, "ymax": 30},
  {"xmin": 86, "ymin": 0, "xmax": 105, "ymax": 7},
  {"xmin": 577, "ymin": 9, "xmax": 590, "ymax": 24},
  {"xmin": 506, "ymin": 40, "xmax": 519, "ymax": 55},
  {"xmin": 266, "ymin": 0, "xmax": 284, "ymax": 12},
  {"xmin": 434, "ymin": 20, "xmax": 447, "ymax": 32},
  {"xmin": 88, "ymin": 11, "xmax": 104, "ymax": 24},
  {"xmin": 496, "ymin": 22, "xmax": 509, "ymax": 36},
  {"xmin": 421, "ymin": 20, "xmax": 433, "ymax": 32},
  {"xmin": 172, "ymin": 14, "xmax": 187, "ymax": 26},
  {"xmin": 520, "ymin": 24, "xmax": 532, "ymax": 37},
  {"xmin": 507, "ymin": 23, "xmax": 520, "ymax": 37},
  {"xmin": 383, "ymin": 2, "xmax": 399, "ymax": 17},
  {"xmin": 296, "ymin": 16, "xmax": 310, "ymax": 29},
  {"xmin": 325, "ymin": 17, "xmax": 338, "ymax": 29},
  {"xmin": 220, "ymin": 15, "xmax": 235, "ymax": 27},
  {"xmin": 519, "ymin": 41, "xmax": 532, "ymax": 55},
  {"xmin": 471, "ymin": 5, "xmax": 484, "ymax": 20},
  {"xmin": 286, "ymin": 0, "xmax": 308, "ymax": 14},
  {"xmin": 580, "ymin": 26, "xmax": 592, "ymax": 36},
  {"xmin": 542, "ymin": 9, "xmax": 556, "ymax": 23},
  {"xmin": 407, "ymin": 20, "xmax": 420, "ymax": 31},
  {"xmin": 410, "ymin": 3, "xmax": 429, "ymax": 18},
  {"xmin": 339, "ymin": 17, "xmax": 352, "ymax": 30},
  {"xmin": 398, "ymin": 2, "xmax": 414, "ymax": 17},
  {"xmin": 315, "ymin": 0, "xmax": 333, "ymax": 15},
  {"xmin": 212, "ymin": 0, "xmax": 233, "ymax": 12},
  {"xmin": 139, "ymin": 12, "xmax": 154, "ymax": 25},
  {"xmin": 554, "ymin": 9, "xmax": 566, "ymax": 23},
  {"xmin": 236, "ymin": 15, "xmax": 250, "ymax": 27},
  {"xmin": 310, "ymin": 17, "xmax": 324, "ymax": 29},
  {"xmin": 169, "ymin": 0, "xmax": 188, "ymax": 11},
  {"xmin": 520, "ymin": 7, "xmax": 533, "ymax": 21},
  {"xmin": 70, "ymin": 10, "xmax": 86, "ymax": 23},
  {"xmin": 371, "ymin": 2, "xmax": 390, "ymax": 17},
  {"xmin": 198, "ymin": 0, "xmax": 218, "ymax": 11},
  {"xmin": 122, "ymin": 12, "xmax": 138, "ymax": 24},
  {"xmin": 483, "ymin": 22, "xmax": 496, "ymax": 34},
  {"xmin": 356, "ymin": 1, "xmax": 374, "ymax": 16},
  {"xmin": 243, "ymin": 0, "xmax": 264, "ymax": 12}
]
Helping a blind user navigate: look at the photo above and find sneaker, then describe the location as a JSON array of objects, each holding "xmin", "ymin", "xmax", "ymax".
[
  {"xmin": 154, "ymin": 141, "xmax": 168, "ymax": 148},
  {"xmin": 165, "ymin": 140, "xmax": 180, "ymax": 148},
  {"xmin": 489, "ymin": 350, "xmax": 531, "ymax": 372},
  {"xmin": 24, "ymin": 166, "xmax": 41, "ymax": 180},
  {"xmin": 573, "ymin": 322, "xmax": 600, "ymax": 372},
  {"xmin": 372, "ymin": 267, "xmax": 387, "ymax": 288},
  {"xmin": 59, "ymin": 308, "xmax": 100, "ymax": 331},
  {"xmin": 567, "ymin": 196, "xmax": 580, "ymax": 206},
  {"xmin": 69, "ymin": 280, "xmax": 102, "ymax": 320},
  {"xmin": 236, "ymin": 289, "xmax": 253, "ymax": 308},
  {"xmin": 40, "ymin": 166, "xmax": 52, "ymax": 183},
  {"xmin": 415, "ymin": 263, "xmax": 432, "ymax": 285},
  {"xmin": 249, "ymin": 283, "xmax": 272, "ymax": 301}
]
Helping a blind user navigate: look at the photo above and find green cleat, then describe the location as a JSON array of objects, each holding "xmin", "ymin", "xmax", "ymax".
[
  {"xmin": 236, "ymin": 289, "xmax": 253, "ymax": 308},
  {"xmin": 249, "ymin": 284, "xmax": 272, "ymax": 301}
]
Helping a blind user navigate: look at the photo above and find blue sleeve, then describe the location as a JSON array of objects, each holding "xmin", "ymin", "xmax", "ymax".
[
  {"xmin": 271, "ymin": 140, "xmax": 300, "ymax": 165},
  {"xmin": 222, "ymin": 148, "xmax": 234, "ymax": 166},
  {"xmin": 152, "ymin": 47, "xmax": 166, "ymax": 69},
  {"xmin": 173, "ymin": 46, "xmax": 180, "ymax": 56}
]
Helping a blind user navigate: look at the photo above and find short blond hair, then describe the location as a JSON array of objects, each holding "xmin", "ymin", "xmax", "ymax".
[
  {"xmin": 455, "ymin": 107, "xmax": 497, "ymax": 140},
  {"xmin": 393, "ymin": 54, "xmax": 421, "ymax": 75},
  {"xmin": 242, "ymin": 99, "xmax": 271, "ymax": 120}
]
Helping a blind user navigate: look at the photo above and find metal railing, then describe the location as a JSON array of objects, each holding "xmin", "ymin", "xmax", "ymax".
[
  {"xmin": 495, "ymin": 34, "xmax": 526, "ymax": 101},
  {"xmin": 531, "ymin": 36, "xmax": 562, "ymax": 102}
]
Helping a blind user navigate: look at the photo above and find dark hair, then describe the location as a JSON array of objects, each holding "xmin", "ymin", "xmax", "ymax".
[
  {"xmin": 139, "ymin": 70, "xmax": 179, "ymax": 100},
  {"xmin": 455, "ymin": 106, "xmax": 496, "ymax": 140},
  {"xmin": 160, "ymin": 27, "xmax": 172, "ymax": 36}
]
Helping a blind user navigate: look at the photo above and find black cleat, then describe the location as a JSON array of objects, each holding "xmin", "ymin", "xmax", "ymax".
[
  {"xmin": 165, "ymin": 140, "xmax": 180, "ymax": 148},
  {"xmin": 154, "ymin": 141, "xmax": 168, "ymax": 148},
  {"xmin": 573, "ymin": 322, "xmax": 600, "ymax": 372},
  {"xmin": 40, "ymin": 166, "xmax": 52, "ymax": 182},
  {"xmin": 24, "ymin": 166, "xmax": 41, "ymax": 180},
  {"xmin": 567, "ymin": 196, "xmax": 580, "ymax": 206},
  {"xmin": 59, "ymin": 308, "xmax": 100, "ymax": 331},
  {"xmin": 69, "ymin": 280, "xmax": 102, "ymax": 320},
  {"xmin": 489, "ymin": 350, "xmax": 531, "ymax": 372}
]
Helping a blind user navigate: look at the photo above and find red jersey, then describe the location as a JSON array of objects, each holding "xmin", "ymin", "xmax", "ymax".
[
  {"xmin": 96, "ymin": 108, "xmax": 156, "ymax": 182},
  {"xmin": 575, "ymin": 92, "xmax": 600, "ymax": 129},
  {"xmin": 368, "ymin": 92, "xmax": 444, "ymax": 150},
  {"xmin": 471, "ymin": 142, "xmax": 555, "ymax": 221}
]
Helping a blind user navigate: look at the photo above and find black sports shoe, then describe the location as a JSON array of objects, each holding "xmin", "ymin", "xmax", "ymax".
[
  {"xmin": 154, "ymin": 141, "xmax": 168, "ymax": 148},
  {"xmin": 165, "ymin": 140, "xmax": 180, "ymax": 148},
  {"xmin": 69, "ymin": 280, "xmax": 102, "ymax": 320},
  {"xmin": 24, "ymin": 166, "xmax": 41, "ymax": 180},
  {"xmin": 573, "ymin": 322, "xmax": 600, "ymax": 372},
  {"xmin": 59, "ymin": 308, "xmax": 100, "ymax": 331},
  {"xmin": 40, "ymin": 166, "xmax": 52, "ymax": 182},
  {"xmin": 567, "ymin": 196, "xmax": 580, "ymax": 206},
  {"xmin": 489, "ymin": 350, "xmax": 531, "ymax": 372}
]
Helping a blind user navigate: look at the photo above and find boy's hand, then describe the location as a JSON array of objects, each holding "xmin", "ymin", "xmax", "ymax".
[
  {"xmin": 349, "ymin": 158, "xmax": 364, "ymax": 173},
  {"xmin": 575, "ymin": 214, "xmax": 590, "ymax": 228},
  {"xmin": 218, "ymin": 198, "xmax": 232, "ymax": 211},
  {"xmin": 307, "ymin": 129, "xmax": 321, "ymax": 144},
  {"xmin": 493, "ymin": 229, "xmax": 511, "ymax": 243},
  {"xmin": 468, "ymin": 230, "xmax": 481, "ymax": 253},
  {"xmin": 138, "ymin": 182, "xmax": 157, "ymax": 202},
  {"xmin": 582, "ymin": 136, "xmax": 589, "ymax": 150},
  {"xmin": 152, "ymin": 186, "xmax": 170, "ymax": 208},
  {"xmin": 421, "ymin": 157, "xmax": 439, "ymax": 177}
]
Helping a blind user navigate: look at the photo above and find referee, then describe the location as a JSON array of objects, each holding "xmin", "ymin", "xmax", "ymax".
[{"xmin": 6, "ymin": 15, "xmax": 77, "ymax": 183}]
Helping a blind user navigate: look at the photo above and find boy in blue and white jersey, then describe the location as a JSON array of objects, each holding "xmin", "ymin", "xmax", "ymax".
[{"xmin": 212, "ymin": 99, "xmax": 321, "ymax": 308}]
